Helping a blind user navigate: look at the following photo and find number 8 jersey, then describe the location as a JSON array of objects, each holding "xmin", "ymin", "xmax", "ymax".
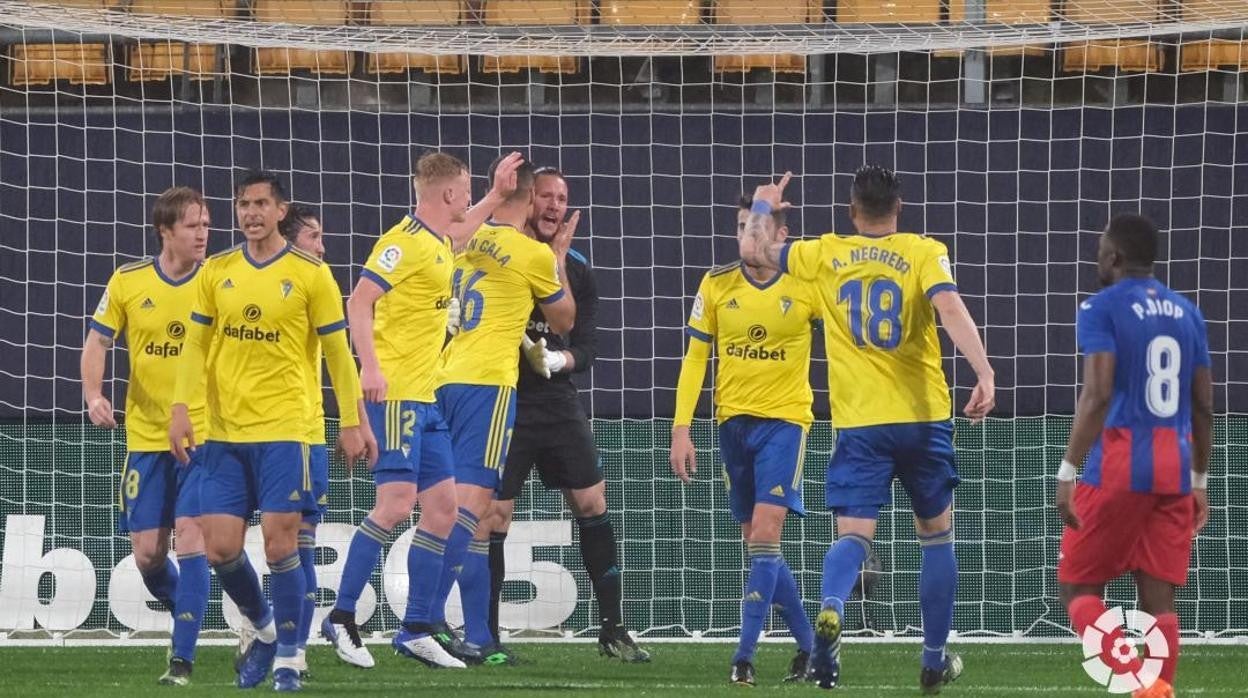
[
  {"xmin": 1076, "ymin": 277, "xmax": 1211, "ymax": 494},
  {"xmin": 781, "ymin": 232, "xmax": 957, "ymax": 429}
]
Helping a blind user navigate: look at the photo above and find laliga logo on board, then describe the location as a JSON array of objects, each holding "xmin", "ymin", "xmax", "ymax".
[{"xmin": 1079, "ymin": 606, "xmax": 1169, "ymax": 693}]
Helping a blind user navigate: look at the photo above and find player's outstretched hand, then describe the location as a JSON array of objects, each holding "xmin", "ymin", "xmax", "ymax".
[
  {"xmin": 551, "ymin": 210, "xmax": 580, "ymax": 260},
  {"xmin": 168, "ymin": 403, "xmax": 196, "ymax": 465},
  {"xmin": 490, "ymin": 151, "xmax": 524, "ymax": 200},
  {"xmin": 964, "ymin": 375, "xmax": 995, "ymax": 424},
  {"xmin": 669, "ymin": 426, "xmax": 697, "ymax": 484},
  {"xmin": 87, "ymin": 395, "xmax": 117, "ymax": 429},
  {"xmin": 522, "ymin": 334, "xmax": 551, "ymax": 379},
  {"xmin": 1193, "ymin": 487, "xmax": 1209, "ymax": 533},
  {"xmin": 752, "ymin": 171, "xmax": 794, "ymax": 212},
  {"xmin": 1055, "ymin": 478, "xmax": 1080, "ymax": 530},
  {"xmin": 360, "ymin": 364, "xmax": 388, "ymax": 403}
]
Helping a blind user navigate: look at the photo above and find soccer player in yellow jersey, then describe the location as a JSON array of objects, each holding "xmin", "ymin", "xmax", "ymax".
[
  {"xmin": 741, "ymin": 166, "xmax": 995, "ymax": 693},
  {"xmin": 322, "ymin": 151, "xmax": 520, "ymax": 670},
  {"xmin": 276, "ymin": 204, "xmax": 330, "ymax": 678},
  {"xmin": 429, "ymin": 156, "xmax": 576, "ymax": 663},
  {"xmin": 670, "ymin": 196, "xmax": 819, "ymax": 686},
  {"xmin": 168, "ymin": 171, "xmax": 375, "ymax": 692},
  {"xmin": 81, "ymin": 186, "xmax": 212, "ymax": 687}
]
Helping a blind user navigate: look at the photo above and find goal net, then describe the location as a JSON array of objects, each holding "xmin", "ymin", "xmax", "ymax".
[{"xmin": 0, "ymin": 0, "xmax": 1244, "ymax": 643}]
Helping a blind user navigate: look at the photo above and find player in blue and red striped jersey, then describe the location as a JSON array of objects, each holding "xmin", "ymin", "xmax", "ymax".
[{"xmin": 1056, "ymin": 213, "xmax": 1213, "ymax": 698}]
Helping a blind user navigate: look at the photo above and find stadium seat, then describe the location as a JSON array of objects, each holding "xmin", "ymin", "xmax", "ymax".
[
  {"xmin": 367, "ymin": 0, "xmax": 464, "ymax": 75},
  {"xmin": 945, "ymin": 0, "xmax": 1049, "ymax": 57},
  {"xmin": 1180, "ymin": 39, "xmax": 1248, "ymax": 72},
  {"xmin": 481, "ymin": 0, "xmax": 588, "ymax": 74},
  {"xmin": 712, "ymin": 0, "xmax": 823, "ymax": 74},
  {"xmin": 8, "ymin": 0, "xmax": 117, "ymax": 86},
  {"xmin": 1060, "ymin": 0, "xmax": 1161, "ymax": 72},
  {"xmin": 127, "ymin": 0, "xmax": 228, "ymax": 81},
  {"xmin": 254, "ymin": 0, "xmax": 353, "ymax": 75},
  {"xmin": 600, "ymin": 0, "xmax": 703, "ymax": 25},
  {"xmin": 1177, "ymin": 0, "xmax": 1248, "ymax": 71},
  {"xmin": 837, "ymin": 0, "xmax": 941, "ymax": 23}
]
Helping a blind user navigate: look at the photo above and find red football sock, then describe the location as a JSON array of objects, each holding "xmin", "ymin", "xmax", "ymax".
[
  {"xmin": 1068, "ymin": 594, "xmax": 1145, "ymax": 676},
  {"xmin": 1153, "ymin": 612, "xmax": 1180, "ymax": 685}
]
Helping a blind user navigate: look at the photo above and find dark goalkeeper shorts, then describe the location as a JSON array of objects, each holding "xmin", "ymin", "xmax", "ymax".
[{"xmin": 500, "ymin": 416, "xmax": 603, "ymax": 500}]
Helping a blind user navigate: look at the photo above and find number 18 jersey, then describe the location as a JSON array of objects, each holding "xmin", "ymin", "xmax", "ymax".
[
  {"xmin": 781, "ymin": 232, "xmax": 957, "ymax": 429},
  {"xmin": 1076, "ymin": 277, "xmax": 1210, "ymax": 494}
]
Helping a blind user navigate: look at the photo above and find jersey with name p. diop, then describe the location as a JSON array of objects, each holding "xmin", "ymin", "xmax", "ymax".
[{"xmin": 1076, "ymin": 277, "xmax": 1210, "ymax": 495}]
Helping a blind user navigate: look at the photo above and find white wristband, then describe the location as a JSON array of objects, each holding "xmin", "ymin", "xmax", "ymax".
[
  {"xmin": 1056, "ymin": 460, "xmax": 1078, "ymax": 482},
  {"xmin": 1192, "ymin": 470, "xmax": 1208, "ymax": 489}
]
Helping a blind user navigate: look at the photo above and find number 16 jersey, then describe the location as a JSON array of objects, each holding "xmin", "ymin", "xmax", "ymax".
[
  {"xmin": 1076, "ymin": 277, "xmax": 1210, "ymax": 495},
  {"xmin": 781, "ymin": 232, "xmax": 957, "ymax": 429}
]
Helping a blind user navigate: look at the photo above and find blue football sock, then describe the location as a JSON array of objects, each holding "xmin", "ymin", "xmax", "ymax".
[
  {"xmin": 171, "ymin": 553, "xmax": 208, "ymax": 662},
  {"xmin": 774, "ymin": 561, "xmax": 813, "ymax": 653},
  {"xmin": 334, "ymin": 517, "xmax": 391, "ymax": 614},
  {"xmin": 297, "ymin": 528, "xmax": 317, "ymax": 649},
  {"xmin": 430, "ymin": 508, "xmax": 479, "ymax": 625},
  {"xmin": 821, "ymin": 534, "xmax": 872, "ymax": 615},
  {"xmin": 404, "ymin": 528, "xmax": 447, "ymax": 626},
  {"xmin": 918, "ymin": 529, "xmax": 957, "ymax": 671},
  {"xmin": 268, "ymin": 552, "xmax": 305, "ymax": 659},
  {"xmin": 140, "ymin": 557, "xmax": 179, "ymax": 611},
  {"xmin": 214, "ymin": 553, "xmax": 270, "ymax": 627},
  {"xmin": 460, "ymin": 541, "xmax": 493, "ymax": 647},
  {"xmin": 734, "ymin": 542, "xmax": 782, "ymax": 664}
]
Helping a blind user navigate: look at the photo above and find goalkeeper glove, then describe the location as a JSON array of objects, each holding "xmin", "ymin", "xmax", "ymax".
[
  {"xmin": 521, "ymin": 335, "xmax": 566, "ymax": 379},
  {"xmin": 446, "ymin": 297, "xmax": 461, "ymax": 336}
]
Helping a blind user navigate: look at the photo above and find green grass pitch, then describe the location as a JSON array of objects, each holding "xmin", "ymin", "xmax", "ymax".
[{"xmin": 1, "ymin": 643, "xmax": 1245, "ymax": 696}]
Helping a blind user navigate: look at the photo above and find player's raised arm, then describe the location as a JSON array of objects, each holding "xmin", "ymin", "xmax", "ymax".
[
  {"xmin": 445, "ymin": 151, "xmax": 523, "ymax": 250},
  {"xmin": 533, "ymin": 211, "xmax": 578, "ymax": 335},
  {"xmin": 738, "ymin": 172, "xmax": 793, "ymax": 270}
]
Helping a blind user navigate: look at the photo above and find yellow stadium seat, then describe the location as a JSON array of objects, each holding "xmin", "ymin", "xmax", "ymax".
[
  {"xmin": 127, "ymin": 0, "xmax": 228, "ymax": 81},
  {"xmin": 600, "ymin": 0, "xmax": 702, "ymax": 25},
  {"xmin": 1062, "ymin": 40, "xmax": 1162, "ymax": 72},
  {"xmin": 1060, "ymin": 0, "xmax": 1160, "ymax": 72},
  {"xmin": 481, "ymin": 1, "xmax": 588, "ymax": 74},
  {"xmin": 368, "ymin": 0, "xmax": 465, "ymax": 75},
  {"xmin": 712, "ymin": 0, "xmax": 822, "ymax": 74},
  {"xmin": 254, "ymin": 0, "xmax": 353, "ymax": 75},
  {"xmin": 1180, "ymin": 39, "xmax": 1248, "ymax": 72},
  {"xmin": 9, "ymin": 0, "xmax": 116, "ymax": 86},
  {"xmin": 946, "ymin": 0, "xmax": 1048, "ymax": 56},
  {"xmin": 1178, "ymin": 0, "xmax": 1248, "ymax": 72},
  {"xmin": 838, "ymin": 0, "xmax": 940, "ymax": 23}
]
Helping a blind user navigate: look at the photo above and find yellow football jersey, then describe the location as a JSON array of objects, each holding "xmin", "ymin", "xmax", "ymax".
[
  {"xmin": 436, "ymin": 221, "xmax": 563, "ymax": 388},
  {"xmin": 683, "ymin": 262, "xmax": 821, "ymax": 428},
  {"xmin": 782, "ymin": 232, "xmax": 958, "ymax": 428},
  {"xmin": 90, "ymin": 258, "xmax": 208, "ymax": 452},
  {"xmin": 184, "ymin": 243, "xmax": 356, "ymax": 442},
  {"xmin": 359, "ymin": 215, "xmax": 455, "ymax": 402}
]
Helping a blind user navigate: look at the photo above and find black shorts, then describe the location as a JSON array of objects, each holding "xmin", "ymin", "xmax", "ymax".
[{"xmin": 499, "ymin": 416, "xmax": 603, "ymax": 500}]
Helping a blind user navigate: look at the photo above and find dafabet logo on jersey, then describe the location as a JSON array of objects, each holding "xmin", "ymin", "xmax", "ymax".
[
  {"xmin": 223, "ymin": 304, "xmax": 281, "ymax": 343},
  {"xmin": 724, "ymin": 324, "xmax": 786, "ymax": 361},
  {"xmin": 1079, "ymin": 606, "xmax": 1170, "ymax": 694}
]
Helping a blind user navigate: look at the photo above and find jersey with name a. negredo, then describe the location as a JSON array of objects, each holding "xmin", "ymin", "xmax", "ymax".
[
  {"xmin": 359, "ymin": 215, "xmax": 455, "ymax": 402},
  {"xmin": 1077, "ymin": 277, "xmax": 1210, "ymax": 495},
  {"xmin": 90, "ymin": 258, "xmax": 209, "ymax": 452},
  {"xmin": 437, "ymin": 221, "xmax": 564, "ymax": 389},
  {"xmin": 781, "ymin": 232, "xmax": 957, "ymax": 429},
  {"xmin": 188, "ymin": 243, "xmax": 349, "ymax": 443},
  {"xmin": 686, "ymin": 262, "xmax": 821, "ymax": 428}
]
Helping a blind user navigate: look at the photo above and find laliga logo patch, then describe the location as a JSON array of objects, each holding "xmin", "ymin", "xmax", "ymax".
[
  {"xmin": 938, "ymin": 254, "xmax": 953, "ymax": 280},
  {"xmin": 690, "ymin": 293, "xmax": 704, "ymax": 322},
  {"xmin": 1079, "ymin": 606, "xmax": 1168, "ymax": 693},
  {"xmin": 243, "ymin": 304, "xmax": 262, "ymax": 322},
  {"xmin": 166, "ymin": 321, "xmax": 186, "ymax": 341},
  {"xmin": 95, "ymin": 291, "xmax": 109, "ymax": 315},
  {"xmin": 376, "ymin": 245, "xmax": 402, "ymax": 273},
  {"xmin": 748, "ymin": 324, "xmax": 768, "ymax": 342}
]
